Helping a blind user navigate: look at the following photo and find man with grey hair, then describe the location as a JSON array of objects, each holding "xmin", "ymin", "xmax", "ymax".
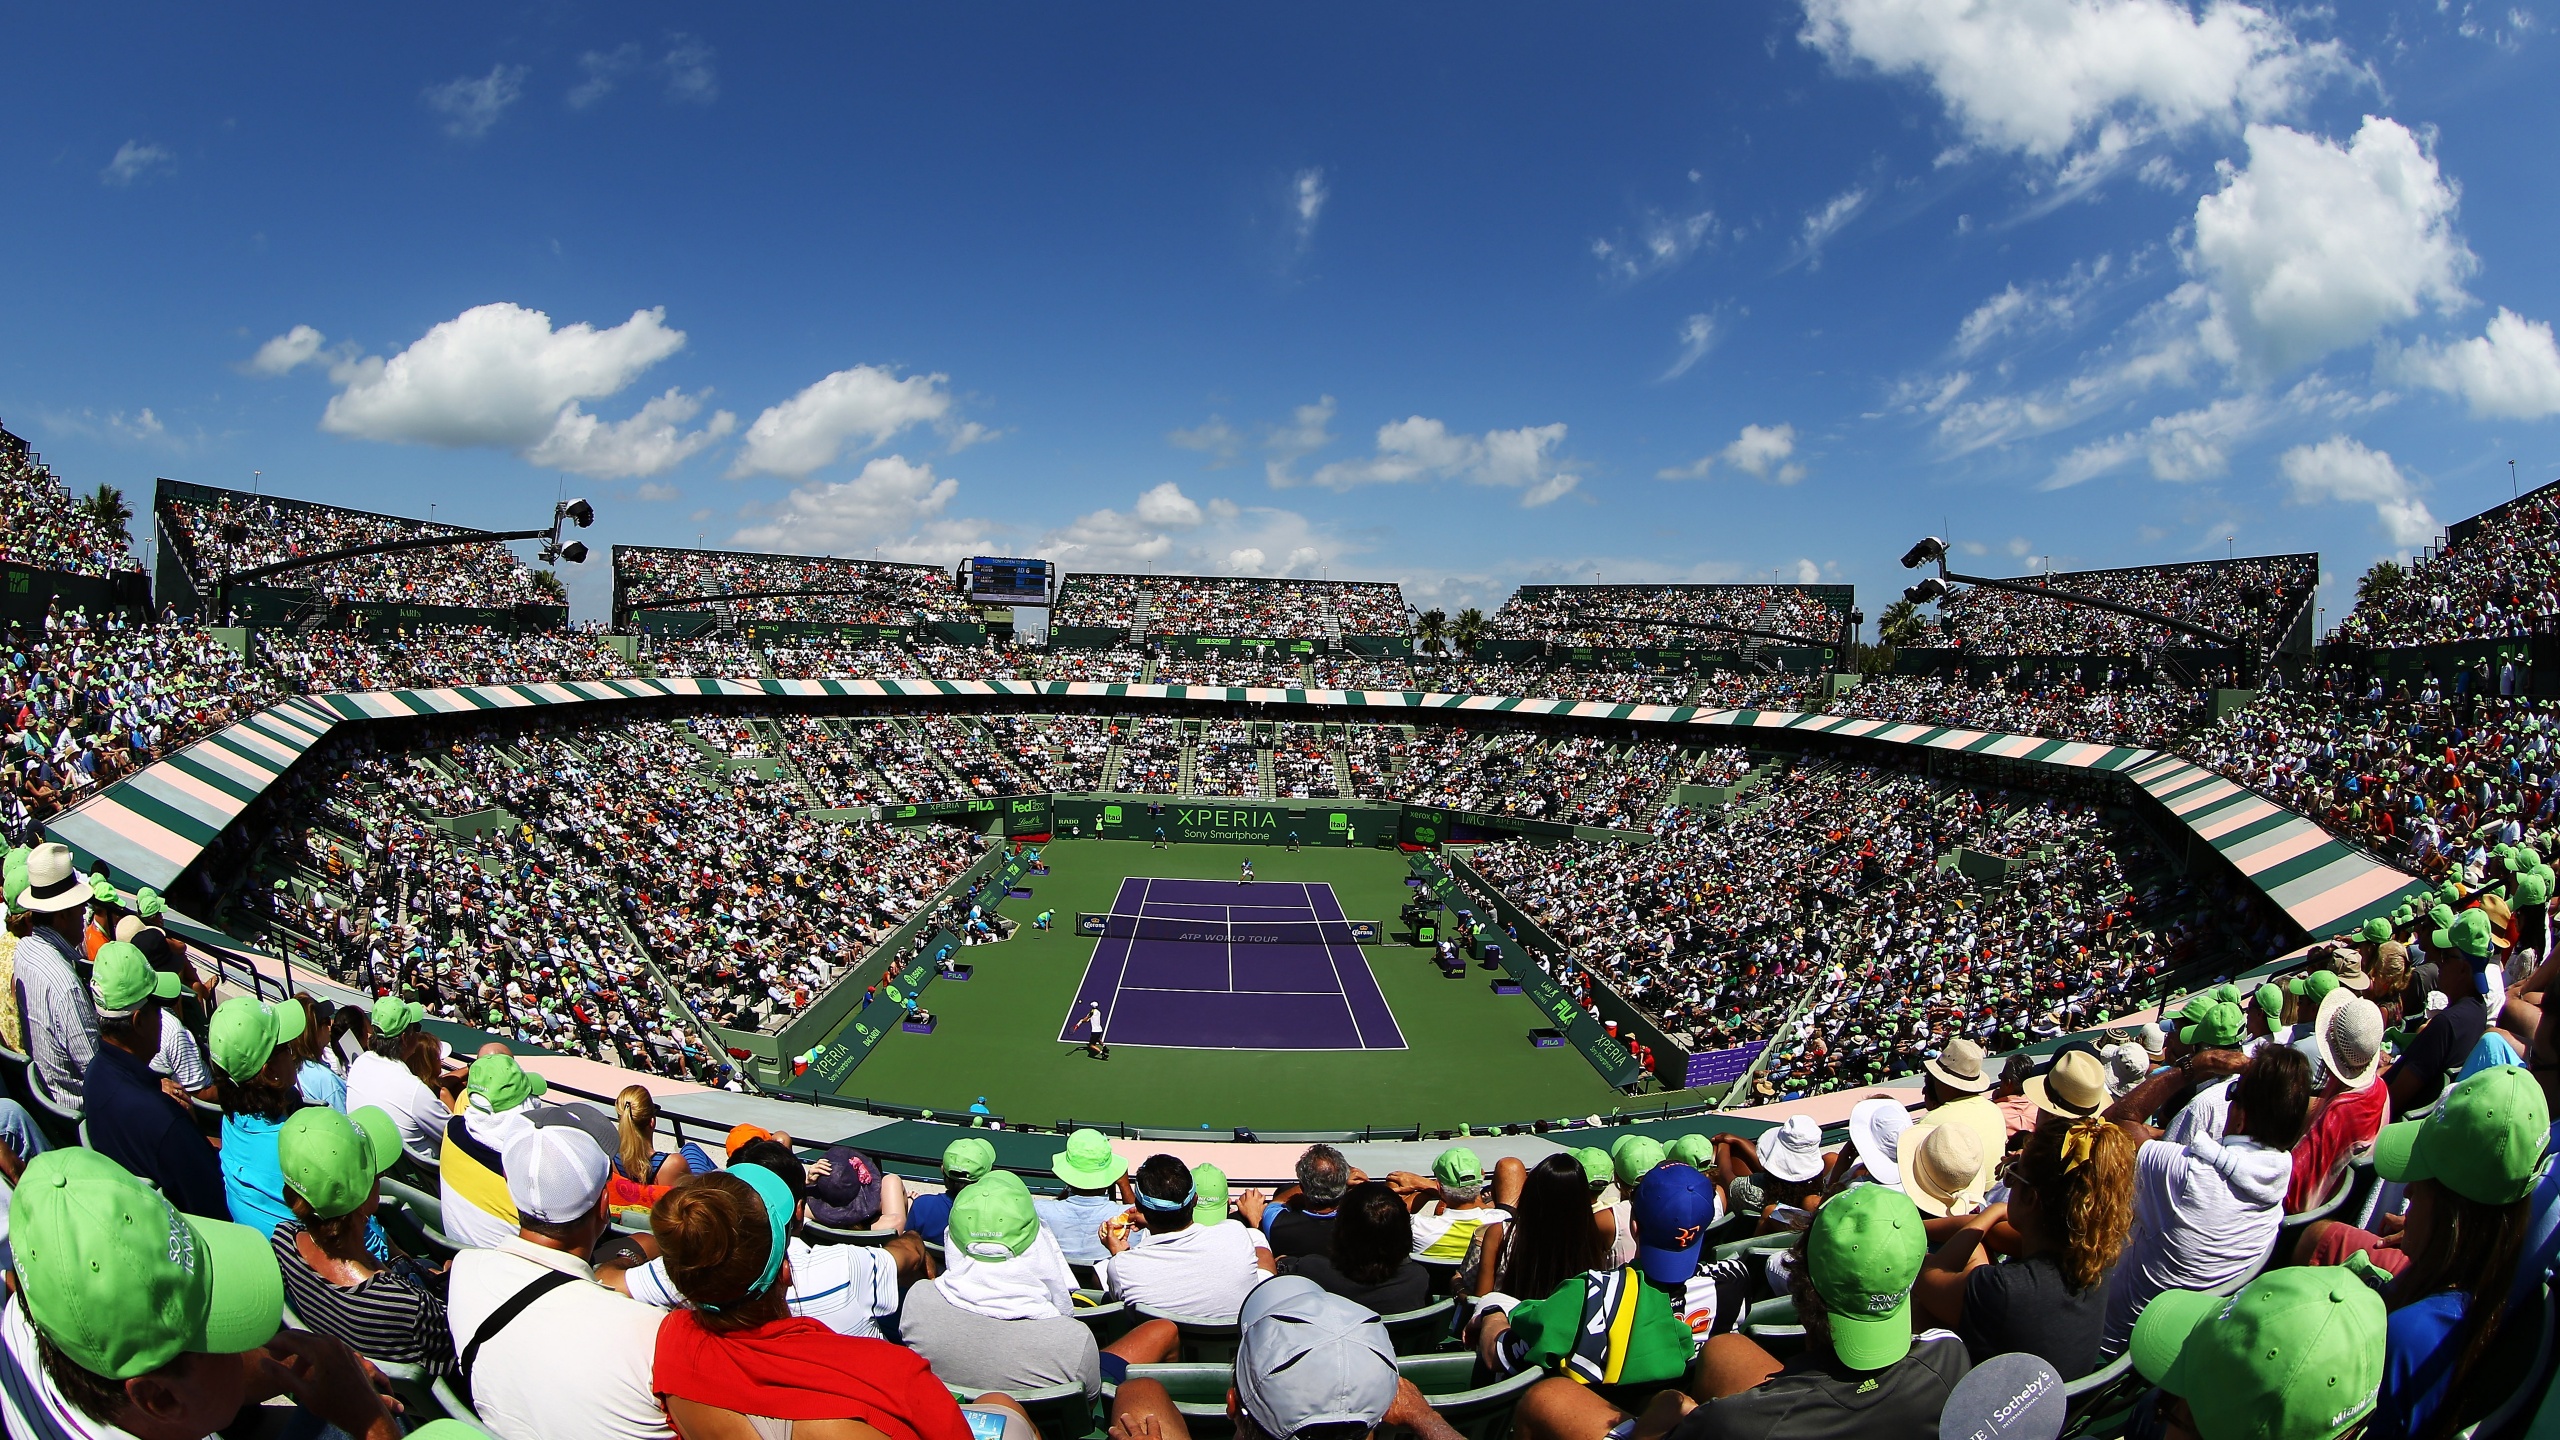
[{"xmin": 1239, "ymin": 1143, "xmax": 1354, "ymax": 1261}]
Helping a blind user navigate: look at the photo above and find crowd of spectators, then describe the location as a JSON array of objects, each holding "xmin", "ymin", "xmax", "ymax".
[
  {"xmin": 1311, "ymin": 656, "xmax": 1414, "ymax": 690},
  {"xmin": 1152, "ymin": 655, "xmax": 1306, "ymax": 688},
  {"xmin": 1832, "ymin": 674, "xmax": 2210, "ymax": 749},
  {"xmin": 1114, "ymin": 716, "xmax": 1184, "ymax": 793},
  {"xmin": 4, "ymin": 606, "xmax": 284, "ymax": 845},
  {"xmin": 616, "ymin": 546, "xmax": 976, "ymax": 624},
  {"xmin": 2328, "ymin": 487, "xmax": 2557, "ymax": 646},
  {"xmin": 1922, "ymin": 556, "xmax": 2315, "ymax": 658},
  {"xmin": 1055, "ymin": 573, "xmax": 1407, "ymax": 636},
  {"xmin": 1189, "ymin": 719, "xmax": 1262, "ymax": 798},
  {"xmin": 0, "ymin": 427, "xmax": 139, "ymax": 575},
  {"xmin": 1489, "ymin": 583, "xmax": 1847, "ymax": 647},
  {"xmin": 1271, "ymin": 722, "xmax": 1342, "ymax": 798},
  {"xmin": 164, "ymin": 491, "xmax": 545, "ymax": 608},
  {"xmin": 260, "ymin": 627, "xmax": 639, "ymax": 693}
]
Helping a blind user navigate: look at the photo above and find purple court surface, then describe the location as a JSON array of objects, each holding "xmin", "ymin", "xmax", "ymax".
[{"xmin": 1058, "ymin": 878, "xmax": 1406, "ymax": 1050}]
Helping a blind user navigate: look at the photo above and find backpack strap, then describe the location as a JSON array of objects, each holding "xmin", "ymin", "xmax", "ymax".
[{"xmin": 458, "ymin": 1268, "xmax": 578, "ymax": 1389}]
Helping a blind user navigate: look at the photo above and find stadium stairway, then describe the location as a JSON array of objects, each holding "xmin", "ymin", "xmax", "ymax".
[{"xmin": 1329, "ymin": 734, "xmax": 1355, "ymax": 795}]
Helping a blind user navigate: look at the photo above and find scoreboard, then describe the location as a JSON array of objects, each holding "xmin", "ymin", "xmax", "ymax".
[{"xmin": 964, "ymin": 556, "xmax": 1053, "ymax": 604}]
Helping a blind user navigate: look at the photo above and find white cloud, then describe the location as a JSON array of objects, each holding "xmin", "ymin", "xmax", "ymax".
[
  {"xmin": 424, "ymin": 64, "xmax": 527, "ymax": 141},
  {"xmin": 634, "ymin": 482, "xmax": 682, "ymax": 502},
  {"xmin": 2192, "ymin": 117, "xmax": 2473, "ymax": 381},
  {"xmin": 1799, "ymin": 0, "xmax": 2346, "ymax": 165},
  {"xmin": 1261, "ymin": 396, "xmax": 1338, "ymax": 487},
  {"xmin": 526, "ymin": 387, "xmax": 736, "ymax": 478},
  {"xmin": 2137, "ymin": 154, "xmax": 2188, "ymax": 190},
  {"xmin": 246, "ymin": 324, "xmax": 328, "ymax": 377},
  {"xmin": 729, "ymin": 365, "xmax": 954, "ymax": 479},
  {"xmin": 112, "ymin": 409, "xmax": 167, "ymax": 444},
  {"xmin": 1305, "ymin": 416, "xmax": 1581, "ymax": 506},
  {"xmin": 2389, "ymin": 308, "xmax": 2560, "ymax": 420},
  {"xmin": 2039, "ymin": 376, "xmax": 2384, "ymax": 489},
  {"xmin": 2280, "ymin": 435, "xmax": 2436, "ymax": 546},
  {"xmin": 1591, "ymin": 209, "xmax": 1718, "ymax": 282},
  {"xmin": 304, "ymin": 302, "xmax": 727, "ymax": 478},
  {"xmin": 1292, "ymin": 167, "xmax": 1328, "ymax": 250},
  {"xmin": 1662, "ymin": 314, "xmax": 1718, "ymax": 381},
  {"xmin": 1168, "ymin": 416, "xmax": 1244, "ymax": 465},
  {"xmin": 663, "ymin": 35, "xmax": 718, "ymax": 104},
  {"xmin": 942, "ymin": 420, "xmax": 1000, "ymax": 453},
  {"xmin": 1790, "ymin": 558, "xmax": 1823, "ymax": 584},
  {"xmin": 320, "ymin": 302, "xmax": 685, "ymax": 446},
  {"xmin": 1798, "ymin": 188, "xmax": 1868, "ymax": 269},
  {"xmin": 100, "ymin": 141, "xmax": 174, "ymax": 187},
  {"xmin": 1133, "ymin": 481, "xmax": 1205, "ymax": 527},
  {"xmin": 1953, "ymin": 255, "xmax": 2112, "ymax": 357},
  {"xmin": 1659, "ymin": 422, "xmax": 1806, "ymax": 484},
  {"xmin": 1042, "ymin": 487, "xmax": 1347, "ymax": 576},
  {"xmin": 729, "ymin": 455, "xmax": 986, "ymax": 562},
  {"xmin": 568, "ymin": 44, "xmax": 641, "ymax": 109}
]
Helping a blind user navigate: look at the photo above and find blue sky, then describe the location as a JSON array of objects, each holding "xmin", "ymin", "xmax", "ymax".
[{"xmin": 6, "ymin": 2, "xmax": 2558, "ymax": 628}]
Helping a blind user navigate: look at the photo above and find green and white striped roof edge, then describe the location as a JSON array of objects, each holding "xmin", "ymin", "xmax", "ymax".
[{"xmin": 44, "ymin": 676, "xmax": 2425, "ymax": 937}]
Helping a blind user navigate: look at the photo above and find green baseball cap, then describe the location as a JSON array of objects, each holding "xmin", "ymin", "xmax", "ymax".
[
  {"xmin": 2286, "ymin": 969, "xmax": 2342, "ymax": 1002},
  {"xmin": 279, "ymin": 1106, "xmax": 402, "ymax": 1220},
  {"xmin": 1806, "ymin": 1183, "xmax": 1927, "ymax": 1371},
  {"xmin": 2132, "ymin": 1269, "xmax": 2386, "ymax": 1440},
  {"xmin": 2179, "ymin": 1000, "xmax": 2244, "ymax": 1049},
  {"xmin": 91, "ymin": 940, "xmax": 181, "ymax": 1015},
  {"xmin": 2175, "ymin": 994, "xmax": 2215, "ymax": 1024},
  {"xmin": 948, "ymin": 1170, "xmax": 1041, "ymax": 1260},
  {"xmin": 134, "ymin": 886, "xmax": 165, "ymax": 919},
  {"xmin": 12, "ymin": 1148, "xmax": 285, "ymax": 1380},
  {"xmin": 87, "ymin": 875, "xmax": 118, "ymax": 906},
  {"xmin": 465, "ymin": 1052, "xmax": 548, "ymax": 1112},
  {"xmin": 2372, "ymin": 1065, "xmax": 2550, "ymax": 1206},
  {"xmin": 3, "ymin": 850, "xmax": 27, "ymax": 909},
  {"xmin": 941, "ymin": 1134, "xmax": 998, "ymax": 1183},
  {"xmin": 1434, "ymin": 1145, "xmax": 1485, "ymax": 1189},
  {"xmin": 2447, "ymin": 908, "xmax": 2495, "ymax": 958},
  {"xmin": 2251, "ymin": 984, "xmax": 2284, "ymax": 1017},
  {"xmin": 2212, "ymin": 983, "xmax": 2242, "ymax": 1005},
  {"xmin": 1574, "ymin": 1146, "xmax": 1616, "ymax": 1187},
  {"xmin": 2354, "ymin": 917, "xmax": 2392, "ymax": 944},
  {"xmin": 1051, "ymin": 1128, "xmax": 1127, "ymax": 1189},
  {"xmin": 1192, "ymin": 1163, "xmax": 1230, "ymax": 1227},
  {"xmin": 208, "ymin": 995, "xmax": 308, "ymax": 1083},
  {"xmin": 370, "ymin": 995, "xmax": 427, "ymax": 1036},
  {"xmin": 2522, "ymin": 871, "xmax": 2554, "ymax": 907},
  {"xmin": 1665, "ymin": 1134, "xmax": 1713, "ymax": 1170},
  {"xmin": 1611, "ymin": 1133, "xmax": 1666, "ymax": 1188}
]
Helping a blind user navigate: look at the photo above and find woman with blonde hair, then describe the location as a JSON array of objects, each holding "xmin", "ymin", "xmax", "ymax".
[
  {"xmin": 1912, "ymin": 1114, "xmax": 2135, "ymax": 1380},
  {"xmin": 616, "ymin": 1083, "xmax": 711, "ymax": 1188}
]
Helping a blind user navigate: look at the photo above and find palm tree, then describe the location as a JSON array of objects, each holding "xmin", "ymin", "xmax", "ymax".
[
  {"xmin": 1876, "ymin": 597, "xmax": 1924, "ymax": 651},
  {"xmin": 530, "ymin": 569, "xmax": 569, "ymax": 604},
  {"xmin": 1451, "ymin": 606, "xmax": 1487, "ymax": 660},
  {"xmin": 1416, "ymin": 607, "xmax": 1448, "ymax": 662},
  {"xmin": 78, "ymin": 484, "xmax": 132, "ymax": 540},
  {"xmin": 2356, "ymin": 559, "xmax": 2405, "ymax": 605}
]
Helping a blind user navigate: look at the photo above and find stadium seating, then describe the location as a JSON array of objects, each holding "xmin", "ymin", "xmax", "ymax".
[
  {"xmin": 0, "ymin": 423, "xmax": 141, "ymax": 577},
  {"xmin": 1054, "ymin": 573, "xmax": 1407, "ymax": 637},
  {"xmin": 615, "ymin": 544, "xmax": 977, "ymax": 625},
  {"xmin": 1489, "ymin": 583, "xmax": 1848, "ymax": 647},
  {"xmin": 161, "ymin": 485, "xmax": 548, "ymax": 609},
  {"xmin": 1922, "ymin": 555, "xmax": 2315, "ymax": 658}
]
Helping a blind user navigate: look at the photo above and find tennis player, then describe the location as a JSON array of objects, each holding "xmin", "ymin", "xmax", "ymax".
[
  {"xmin": 1084, "ymin": 1000, "xmax": 1109, "ymax": 1059},
  {"xmin": 1239, "ymin": 857, "xmax": 1255, "ymax": 884}
]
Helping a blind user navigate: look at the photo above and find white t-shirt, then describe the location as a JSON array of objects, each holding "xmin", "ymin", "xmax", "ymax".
[
  {"xmin": 622, "ymin": 1236, "xmax": 901, "ymax": 1337},
  {"xmin": 2162, "ymin": 1076, "xmax": 2235, "ymax": 1146},
  {"xmin": 447, "ymin": 1239, "xmax": 672, "ymax": 1440},
  {"xmin": 2099, "ymin": 1133, "xmax": 2290, "ymax": 1357},
  {"xmin": 1098, "ymin": 1221, "xmax": 1267, "ymax": 1322},
  {"xmin": 347, "ymin": 1051, "xmax": 451, "ymax": 1162}
]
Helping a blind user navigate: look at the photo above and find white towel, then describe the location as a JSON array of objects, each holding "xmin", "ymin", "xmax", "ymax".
[{"xmin": 938, "ymin": 1227, "xmax": 1078, "ymax": 1321}]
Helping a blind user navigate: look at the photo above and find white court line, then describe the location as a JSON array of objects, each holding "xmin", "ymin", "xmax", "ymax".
[{"xmin": 1302, "ymin": 882, "xmax": 1369, "ymax": 1048}]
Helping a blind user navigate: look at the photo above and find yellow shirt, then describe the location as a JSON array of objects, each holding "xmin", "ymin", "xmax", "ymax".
[{"xmin": 1917, "ymin": 1091, "xmax": 2009, "ymax": 1193}]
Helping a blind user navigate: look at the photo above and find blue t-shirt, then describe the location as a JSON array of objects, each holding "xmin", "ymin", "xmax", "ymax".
[
  {"xmin": 2513, "ymin": 1120, "xmax": 2560, "ymax": 1309},
  {"xmin": 908, "ymin": 1191, "xmax": 953, "ymax": 1245},
  {"xmin": 222, "ymin": 1112, "xmax": 298, "ymax": 1238},
  {"xmin": 1035, "ymin": 1193, "xmax": 1126, "ymax": 1265},
  {"xmin": 297, "ymin": 1061, "xmax": 348, "ymax": 1112},
  {"xmin": 2378, "ymin": 1291, "xmax": 2468, "ymax": 1440}
]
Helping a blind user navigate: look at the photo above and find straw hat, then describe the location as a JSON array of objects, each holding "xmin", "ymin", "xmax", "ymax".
[
  {"xmin": 1899, "ymin": 1123, "xmax": 1987, "ymax": 1217},
  {"xmin": 2024, "ymin": 1050, "xmax": 2108, "ymax": 1119},
  {"xmin": 17, "ymin": 845, "xmax": 89, "ymax": 914},
  {"xmin": 1923, "ymin": 1037, "xmax": 1996, "ymax": 1094}
]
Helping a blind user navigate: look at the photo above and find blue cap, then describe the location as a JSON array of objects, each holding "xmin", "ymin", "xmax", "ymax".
[{"xmin": 1630, "ymin": 1161, "xmax": 1719, "ymax": 1287}]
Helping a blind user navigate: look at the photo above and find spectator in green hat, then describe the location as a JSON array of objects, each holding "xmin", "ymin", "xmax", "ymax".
[
  {"xmin": 2130, "ymin": 1267, "xmax": 2385, "ymax": 1440},
  {"xmin": 1512, "ymin": 1183, "xmax": 1962, "ymax": 1440},
  {"xmin": 1393, "ymin": 1145, "xmax": 1509, "ymax": 1264},
  {"xmin": 904, "ymin": 1134, "xmax": 998, "ymax": 1246},
  {"xmin": 438, "ymin": 1050, "xmax": 555, "ymax": 1250},
  {"xmin": 8, "ymin": 1148, "xmax": 402, "ymax": 1440},
  {"xmin": 1036, "ymin": 1127, "xmax": 1133, "ymax": 1268},
  {"xmin": 345, "ymin": 994, "xmax": 452, "ymax": 1164},
  {"xmin": 81, "ymin": 939, "xmax": 226, "ymax": 1216},
  {"xmin": 2298, "ymin": 1065, "xmax": 2550, "ymax": 1439},
  {"xmin": 901, "ymin": 1170, "xmax": 1179, "ymax": 1398},
  {"xmin": 271, "ymin": 1104, "xmax": 456, "ymax": 1377},
  {"xmin": 2387, "ymin": 910, "xmax": 2492, "ymax": 1116},
  {"xmin": 208, "ymin": 994, "xmax": 315, "ymax": 1240}
]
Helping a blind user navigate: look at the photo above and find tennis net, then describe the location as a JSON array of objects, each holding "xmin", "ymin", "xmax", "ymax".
[{"xmin": 1076, "ymin": 912, "xmax": 1381, "ymax": 945}]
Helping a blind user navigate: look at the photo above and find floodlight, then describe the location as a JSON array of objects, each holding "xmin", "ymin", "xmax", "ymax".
[
  {"xmin": 1903, "ymin": 576, "xmax": 1952, "ymax": 605},
  {"xmin": 557, "ymin": 541, "xmax": 589, "ymax": 565},
  {"xmin": 559, "ymin": 498, "xmax": 595, "ymax": 528},
  {"xmin": 1900, "ymin": 537, "xmax": 1948, "ymax": 569}
]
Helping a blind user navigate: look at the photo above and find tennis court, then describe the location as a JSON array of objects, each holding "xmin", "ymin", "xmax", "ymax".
[{"xmin": 1057, "ymin": 877, "xmax": 1406, "ymax": 1050}]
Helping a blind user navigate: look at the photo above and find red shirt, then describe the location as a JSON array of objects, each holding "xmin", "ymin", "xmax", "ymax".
[{"xmin": 2288, "ymin": 1075, "xmax": 2390, "ymax": 1212}]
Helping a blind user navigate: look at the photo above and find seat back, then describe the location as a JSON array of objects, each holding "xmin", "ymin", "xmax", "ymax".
[
  {"xmin": 1379, "ymin": 1297, "xmax": 1457, "ymax": 1354},
  {"xmin": 1133, "ymin": 1307, "xmax": 1244, "ymax": 1363},
  {"xmin": 1114, "ymin": 1362, "xmax": 1238, "ymax": 1437},
  {"xmin": 1415, "ymin": 1365, "xmax": 1542, "ymax": 1440},
  {"xmin": 946, "ymin": 1381, "xmax": 1098, "ymax": 1440}
]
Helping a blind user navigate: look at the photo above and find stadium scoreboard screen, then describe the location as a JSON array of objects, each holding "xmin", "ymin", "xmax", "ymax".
[{"xmin": 965, "ymin": 556, "xmax": 1052, "ymax": 603}]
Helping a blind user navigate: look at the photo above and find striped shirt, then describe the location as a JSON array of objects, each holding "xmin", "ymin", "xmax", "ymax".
[{"xmin": 271, "ymin": 1225, "xmax": 456, "ymax": 1376}]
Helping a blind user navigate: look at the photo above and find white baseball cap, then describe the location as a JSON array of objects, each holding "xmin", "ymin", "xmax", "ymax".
[
  {"xmin": 1235, "ymin": 1276, "xmax": 1398, "ymax": 1438},
  {"xmin": 502, "ymin": 1125, "xmax": 611, "ymax": 1225}
]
